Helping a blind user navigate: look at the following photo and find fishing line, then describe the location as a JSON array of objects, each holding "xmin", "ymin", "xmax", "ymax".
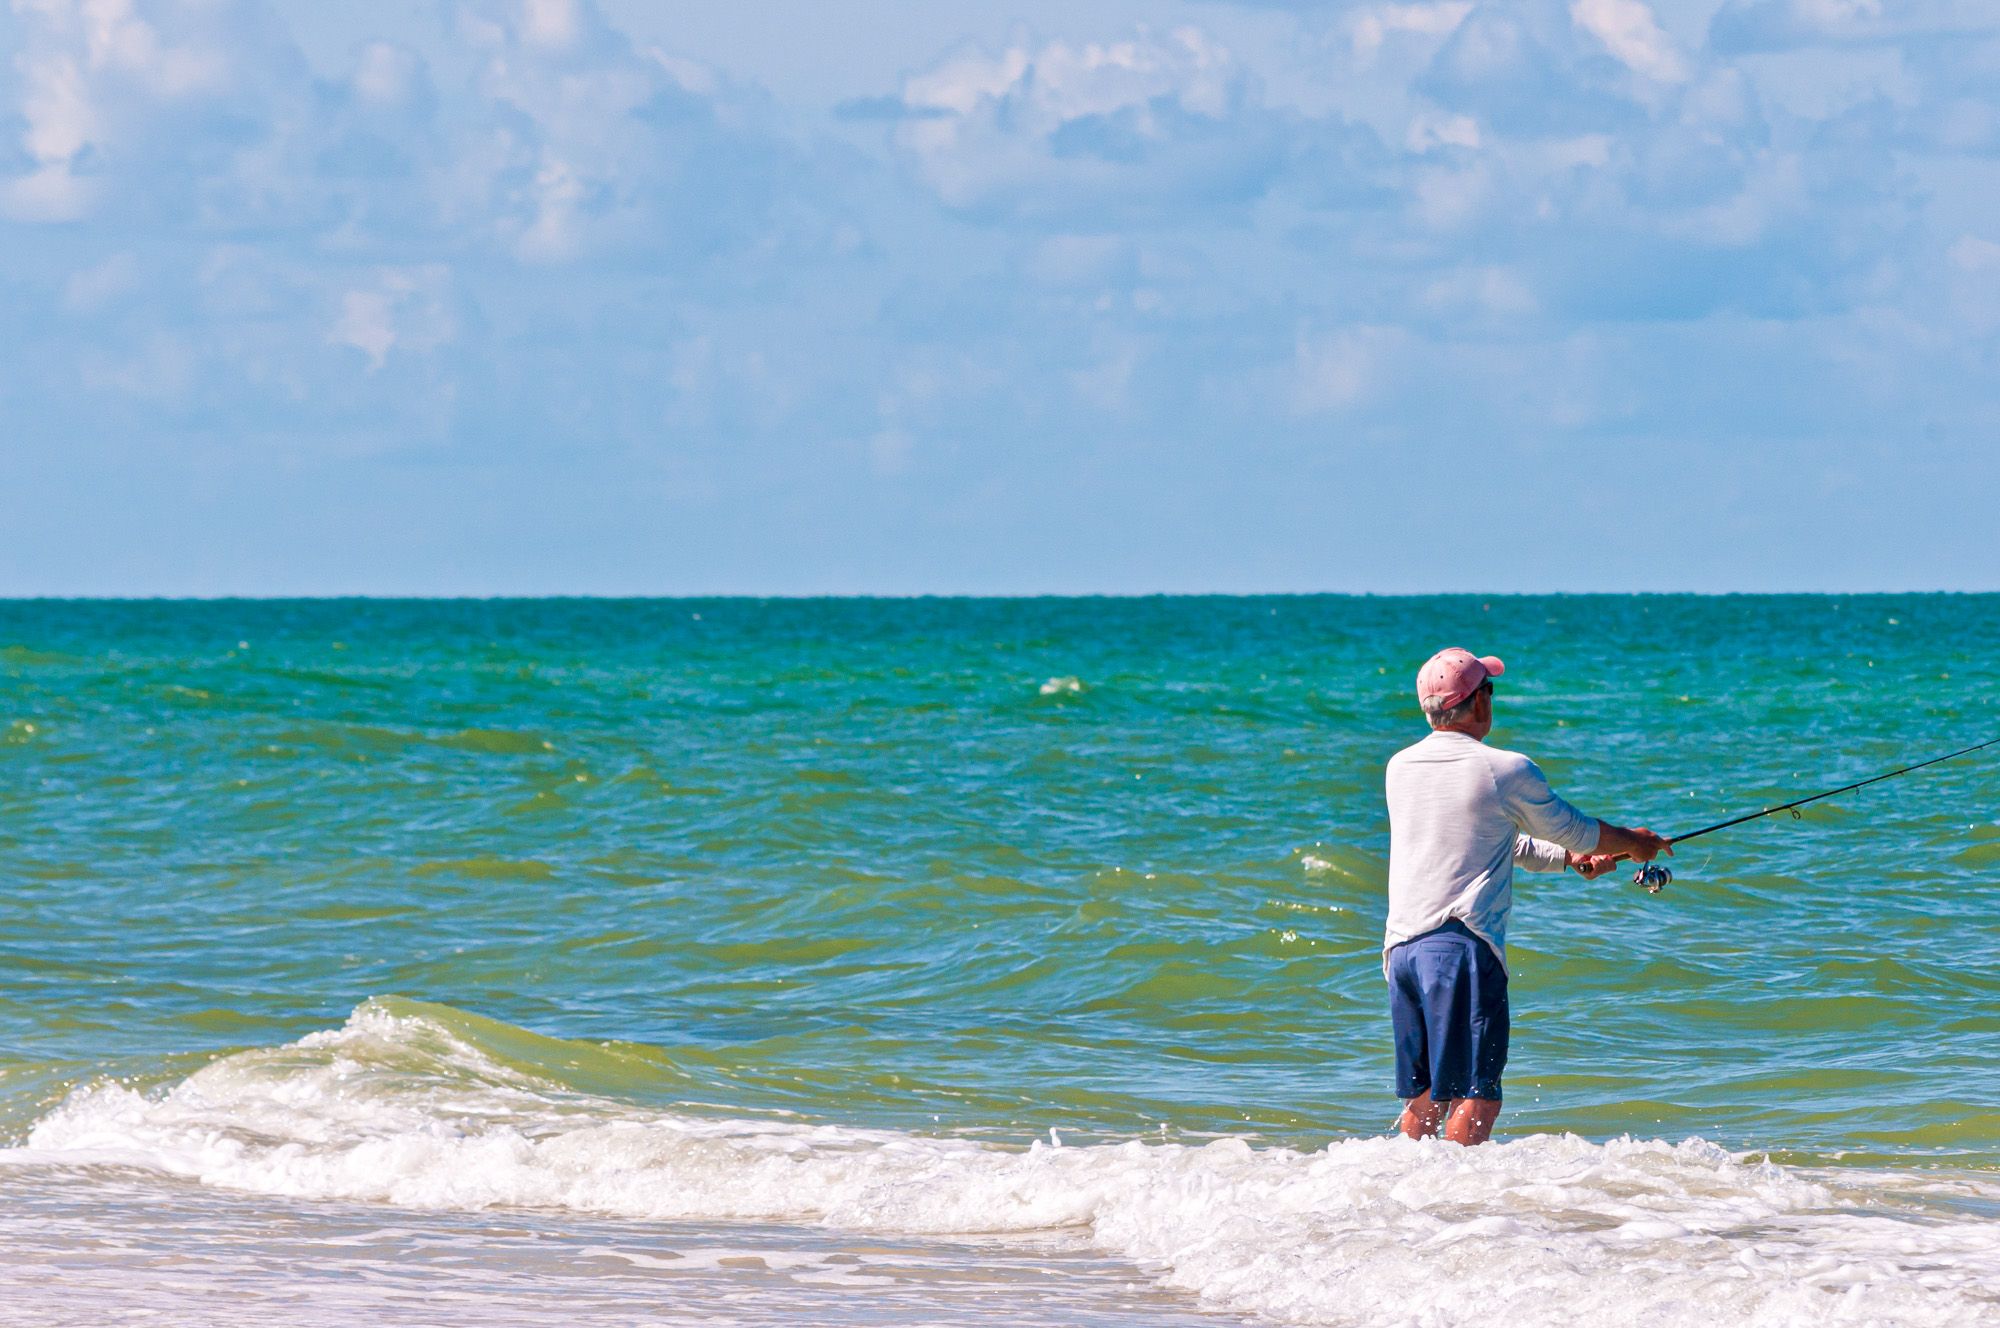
[{"xmin": 1624, "ymin": 732, "xmax": 2000, "ymax": 893}]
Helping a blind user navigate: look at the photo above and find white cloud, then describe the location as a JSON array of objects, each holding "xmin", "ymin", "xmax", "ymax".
[
  {"xmin": 443, "ymin": 1, "xmax": 790, "ymax": 263},
  {"xmin": 332, "ymin": 290, "xmax": 396, "ymax": 369},
  {"xmin": 2, "ymin": 0, "xmax": 794, "ymax": 263},
  {"xmin": 1543, "ymin": 133, "xmax": 1613, "ymax": 171},
  {"xmin": 2, "ymin": 0, "xmax": 255, "ymax": 223},
  {"xmin": 1411, "ymin": 159, "xmax": 1493, "ymax": 230},
  {"xmin": 0, "ymin": 0, "xmax": 1988, "ymax": 562},
  {"xmin": 1421, "ymin": 264, "xmax": 1538, "ymax": 317},
  {"xmin": 351, "ymin": 40, "xmax": 424, "ymax": 106},
  {"xmin": 891, "ymin": 27, "xmax": 1286, "ymax": 222},
  {"xmin": 1291, "ymin": 326, "xmax": 1404, "ymax": 415},
  {"xmin": 4, "ymin": 163, "xmax": 93, "ymax": 221},
  {"xmin": 515, "ymin": 156, "xmax": 585, "ymax": 262},
  {"xmin": 1021, "ymin": 234, "xmax": 1133, "ymax": 287},
  {"xmin": 71, "ymin": 0, "xmax": 227, "ymax": 95},
  {"xmin": 902, "ymin": 47, "xmax": 1031, "ymax": 118},
  {"xmin": 1351, "ymin": 3, "xmax": 1474, "ymax": 67},
  {"xmin": 1406, "ymin": 111, "xmax": 1481, "ymax": 152},
  {"xmin": 1569, "ymin": 0, "xmax": 1689, "ymax": 84},
  {"xmin": 6, "ymin": 30, "xmax": 98, "ymax": 220},
  {"xmin": 16, "ymin": 46, "xmax": 96, "ymax": 161},
  {"xmin": 1945, "ymin": 234, "xmax": 2000, "ymax": 334},
  {"xmin": 913, "ymin": 26, "xmax": 1236, "ymax": 124},
  {"xmin": 329, "ymin": 266, "xmax": 454, "ymax": 370},
  {"xmin": 1803, "ymin": 0, "xmax": 1884, "ymax": 21},
  {"xmin": 1949, "ymin": 233, "xmax": 2000, "ymax": 273},
  {"xmin": 521, "ymin": 0, "xmax": 582, "ymax": 50}
]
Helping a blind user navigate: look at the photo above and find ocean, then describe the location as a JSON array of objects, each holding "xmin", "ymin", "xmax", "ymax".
[{"xmin": 1, "ymin": 595, "xmax": 1995, "ymax": 1325}]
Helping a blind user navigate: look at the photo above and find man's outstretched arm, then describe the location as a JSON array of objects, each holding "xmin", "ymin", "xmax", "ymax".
[{"xmin": 1493, "ymin": 755, "xmax": 1672, "ymax": 867}]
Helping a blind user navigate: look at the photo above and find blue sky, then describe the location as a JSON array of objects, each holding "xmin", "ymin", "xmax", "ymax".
[{"xmin": 1, "ymin": 0, "xmax": 1996, "ymax": 595}]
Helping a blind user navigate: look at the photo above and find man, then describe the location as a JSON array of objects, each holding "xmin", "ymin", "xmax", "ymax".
[{"xmin": 1384, "ymin": 647, "xmax": 1669, "ymax": 1146}]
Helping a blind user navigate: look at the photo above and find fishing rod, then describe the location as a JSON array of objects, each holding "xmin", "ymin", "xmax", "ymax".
[{"xmin": 1621, "ymin": 733, "xmax": 2000, "ymax": 893}]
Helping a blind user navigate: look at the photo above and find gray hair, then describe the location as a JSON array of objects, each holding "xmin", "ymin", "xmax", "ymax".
[{"xmin": 1423, "ymin": 694, "xmax": 1479, "ymax": 729}]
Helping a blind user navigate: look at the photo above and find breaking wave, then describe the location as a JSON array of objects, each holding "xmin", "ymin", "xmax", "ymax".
[{"xmin": 7, "ymin": 998, "xmax": 1996, "ymax": 1327}]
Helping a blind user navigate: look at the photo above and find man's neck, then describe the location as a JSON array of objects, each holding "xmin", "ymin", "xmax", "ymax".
[{"xmin": 1433, "ymin": 723, "xmax": 1490, "ymax": 742}]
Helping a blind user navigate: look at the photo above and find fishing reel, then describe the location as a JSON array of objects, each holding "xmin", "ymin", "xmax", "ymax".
[{"xmin": 1633, "ymin": 863, "xmax": 1672, "ymax": 894}]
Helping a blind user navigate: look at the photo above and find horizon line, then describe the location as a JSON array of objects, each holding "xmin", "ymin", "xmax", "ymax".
[{"xmin": 2, "ymin": 589, "xmax": 1995, "ymax": 603}]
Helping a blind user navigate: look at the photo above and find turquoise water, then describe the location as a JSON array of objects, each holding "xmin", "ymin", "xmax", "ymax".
[{"xmin": 2, "ymin": 596, "xmax": 1997, "ymax": 1325}]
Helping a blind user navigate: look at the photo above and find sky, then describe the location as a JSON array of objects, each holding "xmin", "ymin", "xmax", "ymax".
[{"xmin": 1, "ymin": 0, "xmax": 1997, "ymax": 596}]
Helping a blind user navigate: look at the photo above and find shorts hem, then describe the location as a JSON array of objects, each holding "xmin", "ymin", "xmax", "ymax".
[{"xmin": 1402, "ymin": 1084, "xmax": 1503, "ymax": 1103}]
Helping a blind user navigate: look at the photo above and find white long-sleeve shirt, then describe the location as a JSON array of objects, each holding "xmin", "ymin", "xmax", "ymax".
[{"xmin": 1383, "ymin": 730, "xmax": 1602, "ymax": 974}]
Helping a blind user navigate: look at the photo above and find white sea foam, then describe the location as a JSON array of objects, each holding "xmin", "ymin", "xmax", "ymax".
[
  {"xmin": 1039, "ymin": 675, "xmax": 1084, "ymax": 696},
  {"xmin": 8, "ymin": 1001, "xmax": 1998, "ymax": 1327}
]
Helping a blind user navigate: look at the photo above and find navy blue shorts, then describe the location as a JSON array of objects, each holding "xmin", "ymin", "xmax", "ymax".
[{"xmin": 1388, "ymin": 919, "xmax": 1510, "ymax": 1102}]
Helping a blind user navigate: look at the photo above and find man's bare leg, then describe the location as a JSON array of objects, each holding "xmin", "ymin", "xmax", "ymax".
[
  {"xmin": 1397, "ymin": 1091, "xmax": 1444, "ymax": 1139},
  {"xmin": 1445, "ymin": 1097, "xmax": 1499, "ymax": 1145}
]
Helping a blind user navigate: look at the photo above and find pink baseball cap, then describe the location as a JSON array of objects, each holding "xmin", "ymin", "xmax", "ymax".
[{"xmin": 1416, "ymin": 647, "xmax": 1504, "ymax": 709}]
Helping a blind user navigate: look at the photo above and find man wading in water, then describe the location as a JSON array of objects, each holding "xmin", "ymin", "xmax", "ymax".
[{"xmin": 1385, "ymin": 648, "xmax": 1670, "ymax": 1145}]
